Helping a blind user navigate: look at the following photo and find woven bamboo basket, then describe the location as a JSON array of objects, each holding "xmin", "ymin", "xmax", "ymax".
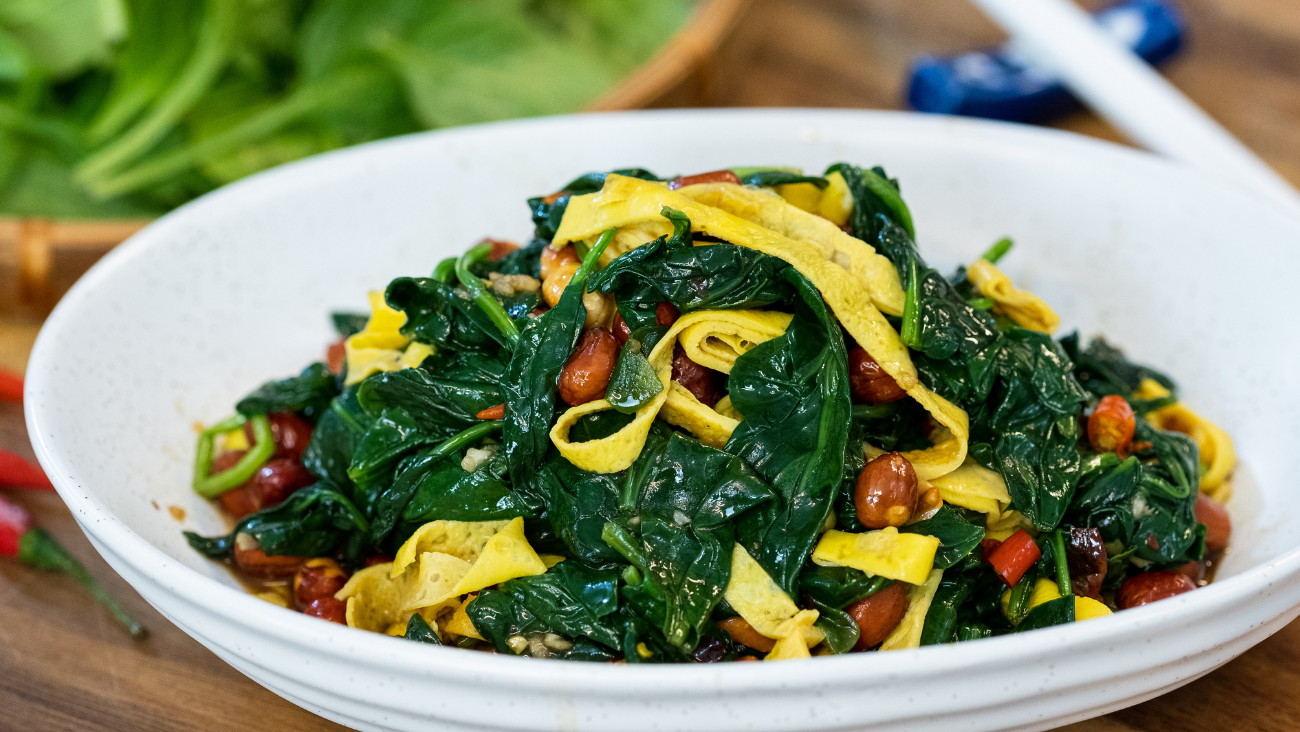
[{"xmin": 0, "ymin": 0, "xmax": 753, "ymax": 315}]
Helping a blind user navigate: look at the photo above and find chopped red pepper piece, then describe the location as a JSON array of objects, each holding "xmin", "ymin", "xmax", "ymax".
[
  {"xmin": 0, "ymin": 368, "xmax": 22, "ymax": 403},
  {"xmin": 0, "ymin": 494, "xmax": 146, "ymax": 638},
  {"xmin": 0, "ymin": 448, "xmax": 54, "ymax": 490},
  {"xmin": 979, "ymin": 537, "xmax": 1003, "ymax": 564},
  {"xmin": 476, "ymin": 403, "xmax": 505, "ymax": 420},
  {"xmin": 988, "ymin": 529, "xmax": 1041, "ymax": 588}
]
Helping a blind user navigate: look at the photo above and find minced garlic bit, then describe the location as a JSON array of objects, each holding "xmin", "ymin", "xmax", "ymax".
[
  {"xmin": 486, "ymin": 272, "xmax": 541, "ymax": 297},
  {"xmin": 461, "ymin": 444, "xmax": 500, "ymax": 473}
]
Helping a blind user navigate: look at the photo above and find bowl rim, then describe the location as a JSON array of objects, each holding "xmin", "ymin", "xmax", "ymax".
[{"xmin": 24, "ymin": 107, "xmax": 1300, "ymax": 692}]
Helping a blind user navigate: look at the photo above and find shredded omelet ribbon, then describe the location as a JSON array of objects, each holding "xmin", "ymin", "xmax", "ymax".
[
  {"xmin": 966, "ymin": 259, "xmax": 1060, "ymax": 334},
  {"xmin": 550, "ymin": 309, "xmax": 792, "ymax": 472},
  {"xmin": 553, "ymin": 174, "xmax": 969, "ymax": 480},
  {"xmin": 335, "ymin": 517, "xmax": 545, "ymax": 637}
]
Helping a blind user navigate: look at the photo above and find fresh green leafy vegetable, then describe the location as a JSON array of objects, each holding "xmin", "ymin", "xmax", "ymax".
[
  {"xmin": 185, "ymin": 482, "xmax": 369, "ymax": 559},
  {"xmin": 235, "ymin": 363, "xmax": 338, "ymax": 422},
  {"xmin": 604, "ymin": 336, "xmax": 662, "ymax": 414},
  {"xmin": 798, "ymin": 565, "xmax": 893, "ymax": 609},
  {"xmin": 404, "ymin": 612, "xmax": 443, "ymax": 645},
  {"xmin": 0, "ymin": 1, "xmax": 691, "ymax": 216},
  {"xmin": 605, "ymin": 431, "xmax": 776, "ymax": 649},
  {"xmin": 903, "ymin": 505, "xmax": 985, "ymax": 569},
  {"xmin": 590, "ymin": 208, "xmax": 795, "ymax": 330},
  {"xmin": 920, "ymin": 572, "xmax": 977, "ymax": 645},
  {"xmin": 725, "ymin": 270, "xmax": 851, "ymax": 595},
  {"xmin": 1016, "ymin": 595, "xmax": 1075, "ymax": 632},
  {"xmin": 357, "ymin": 367, "xmax": 500, "ymax": 439},
  {"xmin": 467, "ymin": 560, "xmax": 624, "ymax": 659},
  {"xmin": 501, "ymin": 228, "xmax": 612, "ymax": 507}
]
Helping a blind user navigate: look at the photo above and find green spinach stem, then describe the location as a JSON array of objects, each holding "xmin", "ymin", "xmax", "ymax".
[
  {"xmin": 900, "ymin": 257, "xmax": 921, "ymax": 347},
  {"xmin": 982, "ymin": 237, "xmax": 1013, "ymax": 264},
  {"xmin": 1052, "ymin": 529, "xmax": 1073, "ymax": 597},
  {"xmin": 432, "ymin": 257, "xmax": 458, "ymax": 283},
  {"xmin": 457, "ymin": 242, "xmax": 521, "ymax": 346}
]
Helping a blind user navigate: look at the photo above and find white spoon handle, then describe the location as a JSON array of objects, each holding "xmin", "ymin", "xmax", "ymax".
[{"xmin": 968, "ymin": 0, "xmax": 1300, "ymax": 217}]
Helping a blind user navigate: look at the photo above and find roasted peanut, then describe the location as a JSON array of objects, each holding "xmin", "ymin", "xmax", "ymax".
[
  {"xmin": 1115, "ymin": 570, "xmax": 1196, "ymax": 609},
  {"xmin": 1177, "ymin": 560, "xmax": 1207, "ymax": 584},
  {"xmin": 612, "ymin": 312, "xmax": 632, "ymax": 346},
  {"xmin": 542, "ymin": 262, "xmax": 580, "ymax": 308},
  {"xmin": 558, "ymin": 327, "xmax": 619, "ymax": 406},
  {"xmin": 218, "ymin": 485, "xmax": 260, "ymax": 520},
  {"xmin": 294, "ymin": 557, "xmax": 349, "ymax": 606},
  {"xmin": 671, "ymin": 345, "xmax": 722, "ymax": 407},
  {"xmin": 1087, "ymin": 395, "xmax": 1136, "ymax": 455},
  {"xmin": 583, "ymin": 291, "xmax": 614, "ymax": 330},
  {"xmin": 251, "ymin": 458, "xmax": 314, "ymax": 508},
  {"xmin": 854, "ymin": 452, "xmax": 919, "ymax": 529},
  {"xmin": 668, "ymin": 169, "xmax": 742, "ymax": 190},
  {"xmin": 485, "ymin": 238, "xmax": 519, "ymax": 260},
  {"xmin": 716, "ymin": 616, "xmax": 775, "ymax": 653},
  {"xmin": 326, "ymin": 340, "xmax": 346, "ymax": 374},
  {"xmin": 1195, "ymin": 492, "xmax": 1232, "ymax": 552},
  {"xmin": 847, "ymin": 347, "xmax": 906, "ymax": 404},
  {"xmin": 233, "ymin": 532, "xmax": 305, "ymax": 579},
  {"xmin": 303, "ymin": 597, "xmax": 347, "ymax": 624},
  {"xmin": 915, "ymin": 486, "xmax": 942, "ymax": 517},
  {"xmin": 845, "ymin": 583, "xmax": 909, "ymax": 650},
  {"xmin": 540, "ymin": 245, "xmax": 581, "ymax": 281}
]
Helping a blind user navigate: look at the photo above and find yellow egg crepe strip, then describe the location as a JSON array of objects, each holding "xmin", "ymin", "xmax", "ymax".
[
  {"xmin": 337, "ymin": 562, "xmax": 414, "ymax": 634},
  {"xmin": 550, "ymin": 310, "xmax": 791, "ymax": 470},
  {"xmin": 965, "ymin": 259, "xmax": 1060, "ymax": 334},
  {"xmin": 344, "ymin": 291, "xmax": 434, "ymax": 385},
  {"xmin": 811, "ymin": 527, "xmax": 939, "ymax": 585},
  {"xmin": 342, "ymin": 518, "xmax": 548, "ymax": 638},
  {"xmin": 723, "ymin": 543, "xmax": 822, "ymax": 649},
  {"xmin": 443, "ymin": 594, "xmax": 485, "ymax": 640},
  {"xmin": 999, "ymin": 578, "xmax": 1112, "ymax": 622},
  {"xmin": 675, "ymin": 182, "xmax": 906, "ymax": 315},
  {"xmin": 929, "ymin": 459, "xmax": 1012, "ymax": 520},
  {"xmin": 391, "ymin": 519, "xmax": 511, "ymax": 578},
  {"xmin": 879, "ymin": 568, "xmax": 944, "ymax": 651},
  {"xmin": 1134, "ymin": 378, "xmax": 1236, "ymax": 494},
  {"xmin": 398, "ymin": 552, "xmax": 472, "ymax": 616},
  {"xmin": 449, "ymin": 517, "xmax": 547, "ymax": 595},
  {"xmin": 764, "ymin": 610, "xmax": 823, "ymax": 661},
  {"xmin": 554, "ymin": 174, "xmax": 969, "ymax": 480},
  {"xmin": 986, "ymin": 509, "xmax": 1035, "ymax": 542}
]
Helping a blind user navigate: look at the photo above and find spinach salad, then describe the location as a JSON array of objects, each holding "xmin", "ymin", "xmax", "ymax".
[{"xmin": 186, "ymin": 164, "xmax": 1235, "ymax": 662}]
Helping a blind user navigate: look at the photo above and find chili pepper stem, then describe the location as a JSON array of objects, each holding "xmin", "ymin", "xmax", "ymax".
[{"xmin": 19, "ymin": 528, "xmax": 148, "ymax": 639}]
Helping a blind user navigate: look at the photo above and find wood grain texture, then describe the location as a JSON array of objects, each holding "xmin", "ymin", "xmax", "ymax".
[{"xmin": 4, "ymin": 1, "xmax": 1300, "ymax": 730}]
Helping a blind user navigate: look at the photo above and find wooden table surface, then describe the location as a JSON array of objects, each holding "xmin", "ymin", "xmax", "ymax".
[{"xmin": 4, "ymin": 1, "xmax": 1300, "ymax": 730}]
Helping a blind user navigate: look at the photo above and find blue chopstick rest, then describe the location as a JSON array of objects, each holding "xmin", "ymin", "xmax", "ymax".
[{"xmin": 906, "ymin": 0, "xmax": 1185, "ymax": 123}]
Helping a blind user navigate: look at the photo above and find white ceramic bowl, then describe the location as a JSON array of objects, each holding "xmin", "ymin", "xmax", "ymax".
[{"xmin": 25, "ymin": 110, "xmax": 1300, "ymax": 732}]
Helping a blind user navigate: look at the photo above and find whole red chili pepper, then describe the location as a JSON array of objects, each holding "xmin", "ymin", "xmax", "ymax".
[
  {"xmin": 0, "ymin": 494, "xmax": 147, "ymax": 638},
  {"xmin": 0, "ymin": 368, "xmax": 23, "ymax": 403},
  {"xmin": 0, "ymin": 448, "xmax": 54, "ymax": 490}
]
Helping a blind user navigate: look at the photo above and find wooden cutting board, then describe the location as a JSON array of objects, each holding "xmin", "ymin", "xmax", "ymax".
[{"xmin": 4, "ymin": 0, "xmax": 1300, "ymax": 729}]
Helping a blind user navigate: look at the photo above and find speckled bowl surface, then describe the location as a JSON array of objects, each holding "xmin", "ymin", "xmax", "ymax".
[{"xmin": 24, "ymin": 110, "xmax": 1300, "ymax": 732}]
